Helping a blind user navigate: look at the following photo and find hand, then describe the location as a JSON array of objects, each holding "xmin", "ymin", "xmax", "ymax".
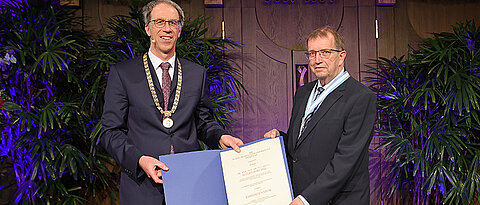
[
  {"xmin": 138, "ymin": 155, "xmax": 169, "ymax": 184},
  {"xmin": 289, "ymin": 197, "xmax": 305, "ymax": 205},
  {"xmin": 264, "ymin": 129, "xmax": 280, "ymax": 139},
  {"xmin": 219, "ymin": 135, "xmax": 244, "ymax": 153}
]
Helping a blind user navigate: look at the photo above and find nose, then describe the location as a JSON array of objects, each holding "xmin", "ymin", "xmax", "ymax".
[
  {"xmin": 315, "ymin": 53, "xmax": 323, "ymax": 64},
  {"xmin": 162, "ymin": 22, "xmax": 173, "ymax": 32}
]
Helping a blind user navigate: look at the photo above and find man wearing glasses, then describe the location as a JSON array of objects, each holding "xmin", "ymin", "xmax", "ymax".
[
  {"xmin": 265, "ymin": 27, "xmax": 376, "ymax": 205},
  {"xmin": 100, "ymin": 0, "xmax": 243, "ymax": 204}
]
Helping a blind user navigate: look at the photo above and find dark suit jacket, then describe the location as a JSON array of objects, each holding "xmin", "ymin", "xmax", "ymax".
[
  {"xmin": 283, "ymin": 77, "xmax": 376, "ymax": 205},
  {"xmin": 100, "ymin": 56, "xmax": 227, "ymax": 205}
]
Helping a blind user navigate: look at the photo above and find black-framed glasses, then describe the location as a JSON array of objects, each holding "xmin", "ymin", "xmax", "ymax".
[
  {"xmin": 305, "ymin": 49, "xmax": 343, "ymax": 59},
  {"xmin": 150, "ymin": 18, "xmax": 182, "ymax": 29}
]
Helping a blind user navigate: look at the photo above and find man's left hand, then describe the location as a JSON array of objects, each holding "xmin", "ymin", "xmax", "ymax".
[{"xmin": 219, "ymin": 135, "xmax": 243, "ymax": 153}]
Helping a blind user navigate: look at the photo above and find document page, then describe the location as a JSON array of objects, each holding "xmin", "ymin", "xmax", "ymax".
[{"xmin": 220, "ymin": 137, "xmax": 293, "ymax": 205}]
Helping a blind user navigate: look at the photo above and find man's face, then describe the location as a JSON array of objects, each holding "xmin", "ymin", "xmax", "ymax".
[
  {"xmin": 307, "ymin": 34, "xmax": 346, "ymax": 85},
  {"xmin": 145, "ymin": 3, "xmax": 182, "ymax": 60}
]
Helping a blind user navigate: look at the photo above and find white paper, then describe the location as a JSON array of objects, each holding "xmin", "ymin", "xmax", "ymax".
[{"xmin": 220, "ymin": 137, "xmax": 293, "ymax": 205}]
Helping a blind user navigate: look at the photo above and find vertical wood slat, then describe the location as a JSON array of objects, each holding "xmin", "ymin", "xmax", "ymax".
[
  {"xmin": 358, "ymin": 5, "xmax": 377, "ymax": 83},
  {"xmin": 341, "ymin": 5, "xmax": 360, "ymax": 80},
  {"xmin": 374, "ymin": 5, "xmax": 396, "ymax": 205},
  {"xmin": 223, "ymin": 1, "xmax": 244, "ymax": 140},
  {"xmin": 240, "ymin": 6, "xmax": 259, "ymax": 143}
]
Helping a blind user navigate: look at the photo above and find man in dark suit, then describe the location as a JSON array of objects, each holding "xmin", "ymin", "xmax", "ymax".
[
  {"xmin": 100, "ymin": 0, "xmax": 243, "ymax": 204},
  {"xmin": 265, "ymin": 27, "xmax": 376, "ymax": 205}
]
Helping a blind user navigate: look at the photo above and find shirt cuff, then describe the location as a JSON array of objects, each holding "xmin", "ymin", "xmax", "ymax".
[{"xmin": 298, "ymin": 195, "xmax": 310, "ymax": 205}]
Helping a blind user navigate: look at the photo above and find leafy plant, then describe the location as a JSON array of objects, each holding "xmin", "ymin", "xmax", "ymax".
[
  {"xmin": 0, "ymin": 1, "xmax": 117, "ymax": 204},
  {"xmin": 367, "ymin": 20, "xmax": 480, "ymax": 204},
  {"xmin": 0, "ymin": 0, "xmax": 244, "ymax": 204}
]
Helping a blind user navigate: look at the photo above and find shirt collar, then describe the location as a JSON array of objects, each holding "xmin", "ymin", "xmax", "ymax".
[
  {"xmin": 148, "ymin": 49, "xmax": 176, "ymax": 70},
  {"xmin": 315, "ymin": 67, "xmax": 346, "ymax": 91}
]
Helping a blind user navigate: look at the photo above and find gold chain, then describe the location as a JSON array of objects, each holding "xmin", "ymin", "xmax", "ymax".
[{"xmin": 143, "ymin": 53, "xmax": 182, "ymax": 118}]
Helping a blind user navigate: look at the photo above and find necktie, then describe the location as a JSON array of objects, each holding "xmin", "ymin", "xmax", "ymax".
[
  {"xmin": 160, "ymin": 62, "xmax": 174, "ymax": 154},
  {"xmin": 299, "ymin": 86, "xmax": 325, "ymax": 137},
  {"xmin": 160, "ymin": 62, "xmax": 171, "ymax": 112}
]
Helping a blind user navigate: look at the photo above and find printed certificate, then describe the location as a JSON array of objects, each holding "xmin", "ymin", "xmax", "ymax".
[
  {"xmin": 221, "ymin": 137, "xmax": 293, "ymax": 205},
  {"xmin": 159, "ymin": 137, "xmax": 293, "ymax": 205}
]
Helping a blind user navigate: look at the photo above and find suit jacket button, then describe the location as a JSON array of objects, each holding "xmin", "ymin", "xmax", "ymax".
[{"xmin": 293, "ymin": 158, "xmax": 298, "ymax": 163}]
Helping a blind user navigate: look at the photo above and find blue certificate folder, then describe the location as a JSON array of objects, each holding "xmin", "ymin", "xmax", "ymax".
[{"xmin": 159, "ymin": 136, "xmax": 293, "ymax": 205}]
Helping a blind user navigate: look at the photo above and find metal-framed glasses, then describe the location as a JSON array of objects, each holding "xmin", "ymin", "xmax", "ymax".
[
  {"xmin": 150, "ymin": 18, "xmax": 182, "ymax": 29},
  {"xmin": 305, "ymin": 49, "xmax": 343, "ymax": 59}
]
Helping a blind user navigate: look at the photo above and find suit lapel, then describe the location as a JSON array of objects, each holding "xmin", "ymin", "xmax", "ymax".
[
  {"xmin": 291, "ymin": 83, "xmax": 315, "ymax": 148},
  {"xmin": 295, "ymin": 80, "xmax": 347, "ymax": 148},
  {"xmin": 146, "ymin": 55, "xmax": 165, "ymax": 108},
  {"xmin": 169, "ymin": 59, "xmax": 179, "ymax": 108}
]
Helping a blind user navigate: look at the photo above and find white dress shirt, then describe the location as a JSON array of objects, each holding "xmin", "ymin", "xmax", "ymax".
[{"xmin": 148, "ymin": 49, "xmax": 175, "ymax": 87}]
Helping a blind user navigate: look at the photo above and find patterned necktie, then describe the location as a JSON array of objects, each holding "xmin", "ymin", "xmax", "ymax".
[
  {"xmin": 160, "ymin": 62, "xmax": 174, "ymax": 154},
  {"xmin": 160, "ymin": 62, "xmax": 171, "ymax": 112},
  {"xmin": 299, "ymin": 86, "xmax": 325, "ymax": 137}
]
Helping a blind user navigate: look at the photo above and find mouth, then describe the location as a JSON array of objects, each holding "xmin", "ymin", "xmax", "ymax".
[{"xmin": 159, "ymin": 36, "xmax": 173, "ymax": 40}]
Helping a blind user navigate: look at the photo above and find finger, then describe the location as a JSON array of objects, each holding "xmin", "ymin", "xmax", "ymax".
[
  {"xmin": 147, "ymin": 169, "xmax": 163, "ymax": 183},
  {"xmin": 151, "ymin": 175, "xmax": 163, "ymax": 184},
  {"xmin": 156, "ymin": 170, "xmax": 162, "ymax": 178},
  {"xmin": 234, "ymin": 138, "xmax": 244, "ymax": 153},
  {"xmin": 232, "ymin": 144, "xmax": 241, "ymax": 153},
  {"xmin": 264, "ymin": 131, "xmax": 275, "ymax": 138},
  {"xmin": 155, "ymin": 161, "xmax": 169, "ymax": 171}
]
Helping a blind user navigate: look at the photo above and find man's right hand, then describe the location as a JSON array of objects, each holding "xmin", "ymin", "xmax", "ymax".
[
  {"xmin": 138, "ymin": 156, "xmax": 169, "ymax": 184},
  {"xmin": 264, "ymin": 129, "xmax": 280, "ymax": 139}
]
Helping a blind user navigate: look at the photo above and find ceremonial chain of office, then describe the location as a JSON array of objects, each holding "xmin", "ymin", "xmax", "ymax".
[{"xmin": 143, "ymin": 52, "xmax": 182, "ymax": 128}]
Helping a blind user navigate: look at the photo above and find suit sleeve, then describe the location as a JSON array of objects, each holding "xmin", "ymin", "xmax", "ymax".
[
  {"xmin": 301, "ymin": 91, "xmax": 376, "ymax": 203},
  {"xmin": 100, "ymin": 65, "xmax": 143, "ymax": 178},
  {"xmin": 194, "ymin": 68, "xmax": 228, "ymax": 149}
]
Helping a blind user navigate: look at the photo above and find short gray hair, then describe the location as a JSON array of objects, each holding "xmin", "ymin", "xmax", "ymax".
[{"xmin": 142, "ymin": 0, "xmax": 185, "ymax": 26}]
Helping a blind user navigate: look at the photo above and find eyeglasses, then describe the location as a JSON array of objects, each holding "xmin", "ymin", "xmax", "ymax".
[
  {"xmin": 305, "ymin": 49, "xmax": 343, "ymax": 60},
  {"xmin": 150, "ymin": 18, "xmax": 182, "ymax": 29}
]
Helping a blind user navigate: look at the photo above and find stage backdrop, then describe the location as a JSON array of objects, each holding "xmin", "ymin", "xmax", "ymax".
[{"xmin": 79, "ymin": 0, "xmax": 480, "ymax": 204}]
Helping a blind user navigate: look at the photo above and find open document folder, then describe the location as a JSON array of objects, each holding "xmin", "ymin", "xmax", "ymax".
[{"xmin": 159, "ymin": 136, "xmax": 293, "ymax": 205}]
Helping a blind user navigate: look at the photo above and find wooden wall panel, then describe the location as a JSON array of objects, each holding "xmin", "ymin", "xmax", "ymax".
[
  {"xmin": 239, "ymin": 7, "xmax": 259, "ymax": 143},
  {"xmin": 255, "ymin": 1, "xmax": 344, "ymax": 51},
  {"xmin": 341, "ymin": 5, "xmax": 360, "ymax": 80},
  {"xmin": 407, "ymin": 0, "xmax": 480, "ymax": 39},
  {"xmin": 376, "ymin": 6, "xmax": 395, "ymax": 59},
  {"xmin": 177, "ymin": 0, "xmax": 204, "ymax": 22},
  {"xmin": 223, "ymin": 2, "xmax": 245, "ymax": 141},
  {"xmin": 74, "ymin": 1, "xmax": 480, "ymax": 204},
  {"xmin": 81, "ymin": 0, "xmax": 130, "ymax": 34},
  {"xmin": 358, "ymin": 5, "xmax": 377, "ymax": 83},
  {"xmin": 204, "ymin": 7, "xmax": 222, "ymax": 37},
  {"xmin": 255, "ymin": 46, "xmax": 289, "ymax": 139},
  {"xmin": 393, "ymin": 0, "xmax": 422, "ymax": 57}
]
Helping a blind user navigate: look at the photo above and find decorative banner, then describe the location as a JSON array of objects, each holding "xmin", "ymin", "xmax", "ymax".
[{"xmin": 295, "ymin": 64, "xmax": 309, "ymax": 88}]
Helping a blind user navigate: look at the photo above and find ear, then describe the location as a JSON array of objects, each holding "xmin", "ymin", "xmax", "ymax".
[
  {"xmin": 178, "ymin": 27, "xmax": 182, "ymax": 38},
  {"xmin": 145, "ymin": 24, "xmax": 151, "ymax": 37},
  {"xmin": 339, "ymin": 50, "xmax": 347, "ymax": 63}
]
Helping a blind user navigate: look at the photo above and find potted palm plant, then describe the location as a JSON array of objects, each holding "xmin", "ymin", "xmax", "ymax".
[
  {"xmin": 367, "ymin": 20, "xmax": 480, "ymax": 204},
  {"xmin": 0, "ymin": 1, "xmax": 118, "ymax": 204}
]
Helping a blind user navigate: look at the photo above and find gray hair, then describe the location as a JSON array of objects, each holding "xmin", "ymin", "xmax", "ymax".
[{"xmin": 142, "ymin": 0, "xmax": 185, "ymax": 27}]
